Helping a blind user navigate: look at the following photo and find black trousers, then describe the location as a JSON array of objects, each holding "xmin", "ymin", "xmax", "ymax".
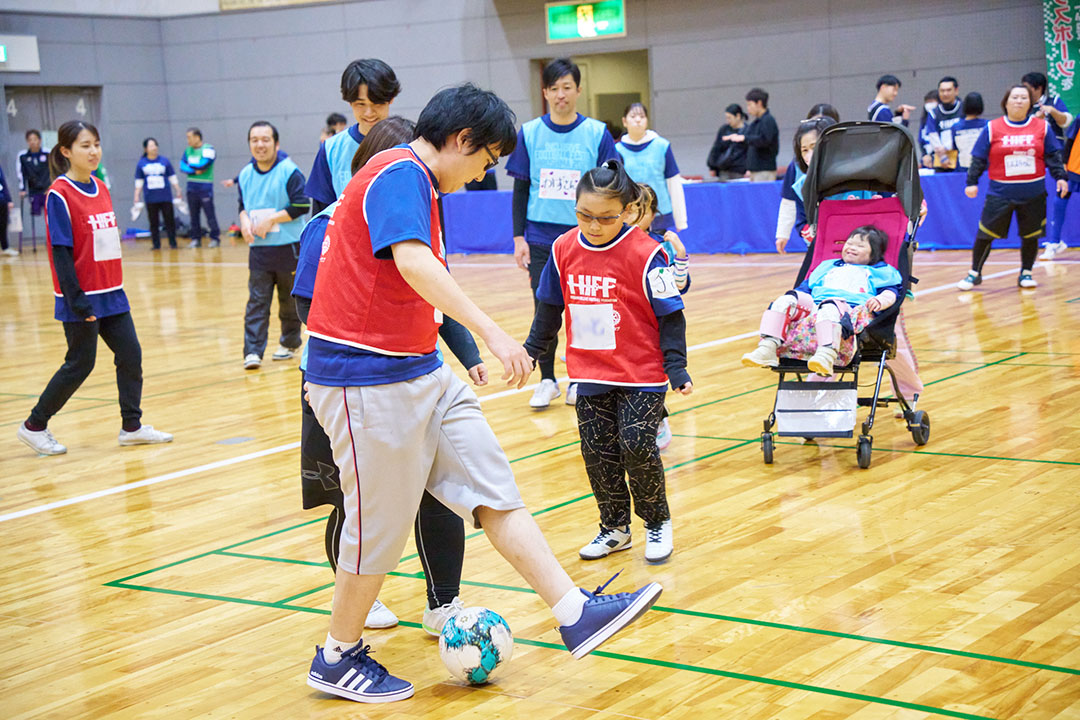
[
  {"xmin": 527, "ymin": 242, "xmax": 557, "ymax": 380},
  {"xmin": 576, "ymin": 388, "xmax": 669, "ymax": 528},
  {"xmin": 146, "ymin": 201, "xmax": 176, "ymax": 249},
  {"xmin": 186, "ymin": 185, "xmax": 219, "ymax": 243},
  {"xmin": 972, "ymin": 193, "xmax": 1045, "ymax": 273},
  {"xmin": 0, "ymin": 203, "xmax": 8, "ymax": 250},
  {"xmin": 29, "ymin": 312, "xmax": 143, "ymax": 428},
  {"xmin": 244, "ymin": 269, "xmax": 302, "ymax": 358}
]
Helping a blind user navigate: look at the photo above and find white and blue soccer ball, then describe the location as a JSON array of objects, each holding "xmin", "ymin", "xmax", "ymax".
[{"xmin": 438, "ymin": 606, "xmax": 514, "ymax": 685}]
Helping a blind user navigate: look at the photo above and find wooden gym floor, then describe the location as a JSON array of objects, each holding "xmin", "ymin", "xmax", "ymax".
[{"xmin": 1, "ymin": 239, "xmax": 1078, "ymax": 719}]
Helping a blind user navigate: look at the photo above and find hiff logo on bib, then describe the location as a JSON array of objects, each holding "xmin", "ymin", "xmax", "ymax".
[
  {"xmin": 567, "ymin": 274, "xmax": 617, "ymax": 299},
  {"xmin": 88, "ymin": 211, "xmax": 116, "ymax": 230}
]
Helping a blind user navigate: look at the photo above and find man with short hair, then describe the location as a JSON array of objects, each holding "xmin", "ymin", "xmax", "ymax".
[
  {"xmin": 325, "ymin": 112, "xmax": 348, "ymax": 135},
  {"xmin": 17, "ymin": 129, "xmax": 51, "ymax": 235},
  {"xmin": 180, "ymin": 127, "xmax": 221, "ymax": 247},
  {"xmin": 924, "ymin": 76, "xmax": 963, "ymax": 172},
  {"xmin": 306, "ymin": 58, "xmax": 401, "ymax": 215},
  {"xmin": 729, "ymin": 88, "xmax": 779, "ymax": 182},
  {"xmin": 868, "ymin": 75, "xmax": 916, "ymax": 126},
  {"xmin": 302, "ymin": 82, "xmax": 660, "ymax": 704},
  {"xmin": 1022, "ymin": 71, "xmax": 1075, "ymax": 259},
  {"xmin": 237, "ymin": 121, "xmax": 308, "ymax": 369},
  {"xmin": 506, "ymin": 57, "xmax": 619, "ymax": 409}
]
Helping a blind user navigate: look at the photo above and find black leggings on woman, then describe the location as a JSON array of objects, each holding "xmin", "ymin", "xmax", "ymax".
[
  {"xmin": 146, "ymin": 201, "xmax": 176, "ymax": 249},
  {"xmin": 576, "ymin": 388, "xmax": 669, "ymax": 528}
]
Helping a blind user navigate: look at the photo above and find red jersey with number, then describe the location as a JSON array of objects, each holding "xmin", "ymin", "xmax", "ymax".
[
  {"xmin": 45, "ymin": 176, "xmax": 123, "ymax": 298},
  {"xmin": 306, "ymin": 147, "xmax": 445, "ymax": 356},
  {"xmin": 551, "ymin": 225, "xmax": 669, "ymax": 386},
  {"xmin": 986, "ymin": 116, "xmax": 1046, "ymax": 184}
]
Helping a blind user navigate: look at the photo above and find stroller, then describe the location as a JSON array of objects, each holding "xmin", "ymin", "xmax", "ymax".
[{"xmin": 760, "ymin": 121, "xmax": 930, "ymax": 469}]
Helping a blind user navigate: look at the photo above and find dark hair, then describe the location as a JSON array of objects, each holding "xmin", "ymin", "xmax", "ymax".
[
  {"xmin": 938, "ymin": 76, "xmax": 958, "ymax": 89},
  {"xmin": 919, "ymin": 90, "xmax": 939, "ymax": 131},
  {"xmin": 849, "ymin": 225, "xmax": 889, "ymax": 265},
  {"xmin": 793, "ymin": 116, "xmax": 836, "ymax": 172},
  {"xmin": 745, "ymin": 87, "xmax": 769, "ymax": 107},
  {"xmin": 350, "ymin": 116, "xmax": 417, "ymax": 175},
  {"xmin": 326, "ymin": 112, "xmax": 348, "ymax": 127},
  {"xmin": 186, "ymin": 127, "xmax": 202, "ymax": 139},
  {"xmin": 962, "ymin": 92, "xmax": 984, "ymax": 117},
  {"xmin": 623, "ymin": 101, "xmax": 647, "ymax": 118},
  {"xmin": 876, "ymin": 74, "xmax": 901, "ymax": 90},
  {"xmin": 724, "ymin": 103, "xmax": 745, "ymax": 118},
  {"xmin": 49, "ymin": 120, "xmax": 101, "ymax": 181},
  {"xmin": 341, "ymin": 58, "xmax": 401, "ymax": 104},
  {"xmin": 248, "ymin": 120, "xmax": 279, "ymax": 144},
  {"xmin": 416, "ymin": 83, "xmax": 517, "ymax": 157},
  {"xmin": 576, "ymin": 159, "xmax": 642, "ymax": 208},
  {"xmin": 1021, "ymin": 71, "xmax": 1047, "ymax": 93},
  {"xmin": 26, "ymin": 129, "xmax": 41, "ymax": 141},
  {"xmin": 542, "ymin": 58, "xmax": 580, "ymax": 89},
  {"xmin": 142, "ymin": 137, "xmax": 159, "ymax": 157},
  {"xmin": 629, "ymin": 182, "xmax": 659, "ymax": 226},
  {"xmin": 1000, "ymin": 85, "xmax": 1033, "ymax": 115},
  {"xmin": 806, "ymin": 103, "xmax": 840, "ymax": 122}
]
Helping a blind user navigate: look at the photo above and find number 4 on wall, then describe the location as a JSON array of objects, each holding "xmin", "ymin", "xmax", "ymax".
[
  {"xmin": 6, "ymin": 98, "xmax": 15, "ymax": 117},
  {"xmin": 75, "ymin": 98, "xmax": 87, "ymax": 116}
]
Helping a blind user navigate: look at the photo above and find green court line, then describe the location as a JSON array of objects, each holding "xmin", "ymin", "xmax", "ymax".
[
  {"xmin": 1065, "ymin": 297, "xmax": 1080, "ymax": 303},
  {"xmin": 506, "ymin": 440, "xmax": 580, "ymax": 464},
  {"xmin": 774, "ymin": 440, "xmax": 1080, "ymax": 467},
  {"xmin": 216, "ymin": 549, "xmax": 328, "ymax": 568},
  {"xmin": 276, "ymin": 581, "xmax": 335, "ymax": 605},
  {"xmin": 668, "ymin": 385, "xmax": 775, "ymax": 416},
  {"xmin": 924, "ymin": 353, "xmax": 1025, "ymax": 386}
]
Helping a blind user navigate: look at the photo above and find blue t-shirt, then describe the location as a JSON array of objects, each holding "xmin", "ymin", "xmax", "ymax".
[
  {"xmin": 47, "ymin": 180, "xmax": 130, "ymax": 322},
  {"xmin": 135, "ymin": 156, "xmax": 176, "ymax": 204},
  {"xmin": 304, "ymin": 146, "xmax": 444, "ymax": 387},
  {"xmin": 306, "ymin": 123, "xmax": 364, "ymax": 206},
  {"xmin": 535, "ymin": 225, "xmax": 683, "ymax": 395},
  {"xmin": 797, "ymin": 259, "xmax": 903, "ymax": 307}
]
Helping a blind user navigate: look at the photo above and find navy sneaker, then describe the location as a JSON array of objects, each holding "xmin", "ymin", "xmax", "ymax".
[
  {"xmin": 559, "ymin": 573, "xmax": 662, "ymax": 659},
  {"xmin": 306, "ymin": 643, "xmax": 414, "ymax": 703}
]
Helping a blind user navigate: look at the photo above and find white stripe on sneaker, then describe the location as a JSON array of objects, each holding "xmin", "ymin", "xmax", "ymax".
[
  {"xmin": 354, "ymin": 677, "xmax": 373, "ymax": 692},
  {"xmin": 338, "ymin": 668, "xmax": 357, "ymax": 687}
]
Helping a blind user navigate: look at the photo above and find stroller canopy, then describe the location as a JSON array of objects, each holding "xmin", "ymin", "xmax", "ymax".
[{"xmin": 802, "ymin": 121, "xmax": 924, "ymax": 226}]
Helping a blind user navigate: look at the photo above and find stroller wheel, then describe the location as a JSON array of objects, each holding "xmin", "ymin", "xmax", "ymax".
[
  {"xmin": 761, "ymin": 432, "xmax": 774, "ymax": 464},
  {"xmin": 909, "ymin": 410, "xmax": 930, "ymax": 446},
  {"xmin": 857, "ymin": 435, "xmax": 873, "ymax": 469}
]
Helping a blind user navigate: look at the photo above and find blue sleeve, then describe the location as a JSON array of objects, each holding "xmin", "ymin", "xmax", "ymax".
[
  {"xmin": 293, "ymin": 214, "xmax": 330, "ymax": 300},
  {"xmin": 536, "ymin": 253, "xmax": 563, "ymax": 306},
  {"xmin": 646, "ymin": 252, "xmax": 685, "ymax": 317},
  {"xmin": 185, "ymin": 146, "xmax": 214, "ymax": 170},
  {"xmin": 873, "ymin": 106, "xmax": 894, "ymax": 123},
  {"xmin": 47, "ymin": 193, "xmax": 75, "ymax": 247},
  {"xmin": 365, "ymin": 164, "xmax": 433, "ymax": 257},
  {"xmin": 663, "ymin": 145, "xmax": 680, "ymax": 178},
  {"xmin": 305, "ymin": 142, "xmax": 336, "ymax": 205},
  {"xmin": 781, "ymin": 161, "xmax": 798, "ymax": 200},
  {"xmin": 597, "ymin": 129, "xmax": 620, "ymax": 164},
  {"xmin": 236, "ymin": 182, "xmax": 244, "ymax": 212},
  {"xmin": 1053, "ymin": 96, "xmax": 1070, "ymax": 114},
  {"xmin": 970, "ymin": 126, "xmax": 991, "ymax": 161},
  {"xmin": 135, "ymin": 160, "xmax": 145, "ymax": 181},
  {"xmin": 925, "ymin": 112, "xmax": 940, "ymax": 136},
  {"xmin": 0, "ymin": 167, "xmax": 9, "ymax": 203},
  {"xmin": 505, "ymin": 128, "xmax": 530, "ymax": 180},
  {"xmin": 870, "ymin": 263, "xmax": 904, "ymax": 301}
]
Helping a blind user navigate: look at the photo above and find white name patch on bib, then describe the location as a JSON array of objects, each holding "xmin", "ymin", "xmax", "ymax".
[
  {"xmin": 93, "ymin": 226, "xmax": 122, "ymax": 261},
  {"xmin": 1004, "ymin": 154, "xmax": 1036, "ymax": 177},
  {"xmin": 569, "ymin": 302, "xmax": 616, "ymax": 350},
  {"xmin": 538, "ymin": 168, "xmax": 581, "ymax": 201}
]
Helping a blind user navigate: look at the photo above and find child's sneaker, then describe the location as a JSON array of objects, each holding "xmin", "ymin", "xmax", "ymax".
[
  {"xmin": 656, "ymin": 418, "xmax": 672, "ymax": 451},
  {"xmin": 644, "ymin": 520, "xmax": 673, "ymax": 563},
  {"xmin": 306, "ymin": 643, "xmax": 414, "ymax": 703},
  {"xmin": 422, "ymin": 596, "xmax": 465, "ymax": 636},
  {"xmin": 807, "ymin": 345, "xmax": 838, "ymax": 376},
  {"xmin": 559, "ymin": 574, "xmax": 663, "ymax": 659},
  {"xmin": 956, "ymin": 271, "xmax": 981, "ymax": 291},
  {"xmin": 17, "ymin": 423, "xmax": 67, "ymax": 456},
  {"xmin": 579, "ymin": 524, "xmax": 632, "ymax": 560},
  {"xmin": 565, "ymin": 382, "xmax": 578, "ymax": 405},
  {"xmin": 118, "ymin": 425, "xmax": 173, "ymax": 446},
  {"xmin": 741, "ymin": 337, "xmax": 781, "ymax": 367},
  {"xmin": 529, "ymin": 379, "xmax": 560, "ymax": 409},
  {"xmin": 365, "ymin": 599, "xmax": 398, "ymax": 629},
  {"xmin": 1018, "ymin": 271, "xmax": 1037, "ymax": 289}
]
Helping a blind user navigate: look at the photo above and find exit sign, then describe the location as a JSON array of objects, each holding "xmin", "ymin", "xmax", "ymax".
[
  {"xmin": 546, "ymin": 1, "xmax": 626, "ymax": 44},
  {"xmin": 0, "ymin": 46, "xmax": 6, "ymax": 63}
]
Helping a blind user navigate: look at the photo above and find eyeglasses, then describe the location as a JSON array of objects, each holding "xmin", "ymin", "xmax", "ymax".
[
  {"xmin": 481, "ymin": 145, "xmax": 499, "ymax": 172},
  {"xmin": 575, "ymin": 208, "xmax": 623, "ymax": 226}
]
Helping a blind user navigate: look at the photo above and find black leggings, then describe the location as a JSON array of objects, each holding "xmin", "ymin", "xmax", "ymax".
[
  {"xmin": 527, "ymin": 242, "xmax": 557, "ymax": 380},
  {"xmin": 576, "ymin": 388, "xmax": 669, "ymax": 528},
  {"xmin": 146, "ymin": 201, "xmax": 176, "ymax": 249},
  {"xmin": 29, "ymin": 312, "xmax": 143, "ymax": 430}
]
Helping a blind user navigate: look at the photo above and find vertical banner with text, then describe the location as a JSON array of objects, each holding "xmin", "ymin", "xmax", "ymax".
[{"xmin": 1044, "ymin": 0, "xmax": 1080, "ymax": 111}]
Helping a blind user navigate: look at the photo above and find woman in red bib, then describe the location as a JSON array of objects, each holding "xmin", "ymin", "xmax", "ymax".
[
  {"xmin": 525, "ymin": 160, "xmax": 692, "ymax": 564},
  {"xmin": 17, "ymin": 121, "xmax": 172, "ymax": 456}
]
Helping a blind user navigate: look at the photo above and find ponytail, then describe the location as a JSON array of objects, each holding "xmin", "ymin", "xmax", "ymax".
[
  {"xmin": 49, "ymin": 120, "xmax": 101, "ymax": 182},
  {"xmin": 48, "ymin": 145, "xmax": 69, "ymax": 182},
  {"xmin": 576, "ymin": 159, "xmax": 642, "ymax": 208},
  {"xmin": 628, "ymin": 182, "xmax": 658, "ymax": 226}
]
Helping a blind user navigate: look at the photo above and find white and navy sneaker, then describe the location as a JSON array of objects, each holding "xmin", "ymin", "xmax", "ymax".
[
  {"xmin": 579, "ymin": 524, "xmax": 632, "ymax": 560},
  {"xmin": 565, "ymin": 382, "xmax": 578, "ymax": 406},
  {"xmin": 422, "ymin": 596, "xmax": 465, "ymax": 636},
  {"xmin": 1039, "ymin": 240, "xmax": 1067, "ymax": 260},
  {"xmin": 957, "ymin": 271, "xmax": 981, "ymax": 291},
  {"xmin": 243, "ymin": 353, "xmax": 261, "ymax": 370},
  {"xmin": 644, "ymin": 520, "xmax": 673, "ymax": 563},
  {"xmin": 118, "ymin": 425, "xmax": 173, "ymax": 446},
  {"xmin": 1018, "ymin": 271, "xmax": 1037, "ymax": 289},
  {"xmin": 364, "ymin": 599, "xmax": 398, "ymax": 629},
  {"xmin": 17, "ymin": 423, "xmax": 67, "ymax": 456},
  {"xmin": 559, "ymin": 573, "xmax": 663, "ymax": 659},
  {"xmin": 272, "ymin": 344, "xmax": 297, "ymax": 361},
  {"xmin": 529, "ymin": 378, "xmax": 560, "ymax": 409},
  {"xmin": 306, "ymin": 643, "xmax": 414, "ymax": 703},
  {"xmin": 656, "ymin": 418, "xmax": 673, "ymax": 451}
]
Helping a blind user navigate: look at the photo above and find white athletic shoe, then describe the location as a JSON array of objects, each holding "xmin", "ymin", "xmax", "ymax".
[
  {"xmin": 956, "ymin": 271, "xmax": 981, "ymax": 291},
  {"xmin": 365, "ymin": 598, "xmax": 399, "ymax": 629},
  {"xmin": 656, "ymin": 418, "xmax": 673, "ymax": 451},
  {"xmin": 243, "ymin": 353, "xmax": 261, "ymax": 370},
  {"xmin": 529, "ymin": 378, "xmax": 561, "ymax": 409},
  {"xmin": 2, "ymin": 247, "xmax": 18, "ymax": 256},
  {"xmin": 565, "ymin": 382, "xmax": 578, "ymax": 406},
  {"xmin": 1018, "ymin": 271, "xmax": 1037, "ymax": 289},
  {"xmin": 17, "ymin": 423, "xmax": 67, "ymax": 456},
  {"xmin": 579, "ymin": 524, "xmax": 632, "ymax": 560},
  {"xmin": 271, "ymin": 344, "xmax": 296, "ymax": 361},
  {"xmin": 118, "ymin": 425, "xmax": 174, "ymax": 446},
  {"xmin": 1039, "ymin": 240, "xmax": 1068, "ymax": 260},
  {"xmin": 644, "ymin": 520, "xmax": 673, "ymax": 564},
  {"xmin": 422, "ymin": 596, "xmax": 465, "ymax": 636}
]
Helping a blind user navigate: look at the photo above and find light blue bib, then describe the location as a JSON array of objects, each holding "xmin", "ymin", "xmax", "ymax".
[
  {"xmin": 324, "ymin": 126, "xmax": 362, "ymax": 198},
  {"xmin": 238, "ymin": 156, "xmax": 305, "ymax": 247},
  {"xmin": 524, "ymin": 116, "xmax": 607, "ymax": 225},
  {"xmin": 616, "ymin": 137, "xmax": 672, "ymax": 214}
]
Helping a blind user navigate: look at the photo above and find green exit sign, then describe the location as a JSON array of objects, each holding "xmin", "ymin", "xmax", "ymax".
[{"xmin": 546, "ymin": 1, "xmax": 626, "ymax": 43}]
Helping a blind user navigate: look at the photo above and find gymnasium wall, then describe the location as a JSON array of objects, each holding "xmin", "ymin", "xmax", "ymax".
[{"xmin": 1, "ymin": 0, "xmax": 1047, "ymax": 231}]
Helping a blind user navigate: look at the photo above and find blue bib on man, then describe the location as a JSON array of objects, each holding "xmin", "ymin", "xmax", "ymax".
[
  {"xmin": 238, "ymin": 156, "xmax": 305, "ymax": 247},
  {"xmin": 523, "ymin": 116, "xmax": 607, "ymax": 226},
  {"xmin": 324, "ymin": 124, "xmax": 364, "ymax": 197}
]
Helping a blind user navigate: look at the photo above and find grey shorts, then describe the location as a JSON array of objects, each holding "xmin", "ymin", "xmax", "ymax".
[{"xmin": 307, "ymin": 363, "xmax": 525, "ymax": 575}]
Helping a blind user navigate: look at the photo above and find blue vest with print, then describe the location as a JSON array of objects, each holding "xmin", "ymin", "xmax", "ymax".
[
  {"xmin": 524, "ymin": 116, "xmax": 607, "ymax": 225},
  {"xmin": 616, "ymin": 138, "xmax": 672, "ymax": 214},
  {"xmin": 238, "ymin": 157, "xmax": 304, "ymax": 247},
  {"xmin": 324, "ymin": 127, "xmax": 362, "ymax": 198}
]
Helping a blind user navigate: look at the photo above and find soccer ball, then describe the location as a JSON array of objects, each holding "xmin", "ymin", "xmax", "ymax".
[{"xmin": 438, "ymin": 606, "xmax": 514, "ymax": 685}]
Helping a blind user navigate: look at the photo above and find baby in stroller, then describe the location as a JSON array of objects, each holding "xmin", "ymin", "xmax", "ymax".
[{"xmin": 742, "ymin": 224, "xmax": 903, "ymax": 376}]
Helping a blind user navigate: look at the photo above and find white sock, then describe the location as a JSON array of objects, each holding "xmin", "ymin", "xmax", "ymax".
[
  {"xmin": 323, "ymin": 633, "xmax": 359, "ymax": 664},
  {"xmin": 552, "ymin": 587, "xmax": 587, "ymax": 627}
]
